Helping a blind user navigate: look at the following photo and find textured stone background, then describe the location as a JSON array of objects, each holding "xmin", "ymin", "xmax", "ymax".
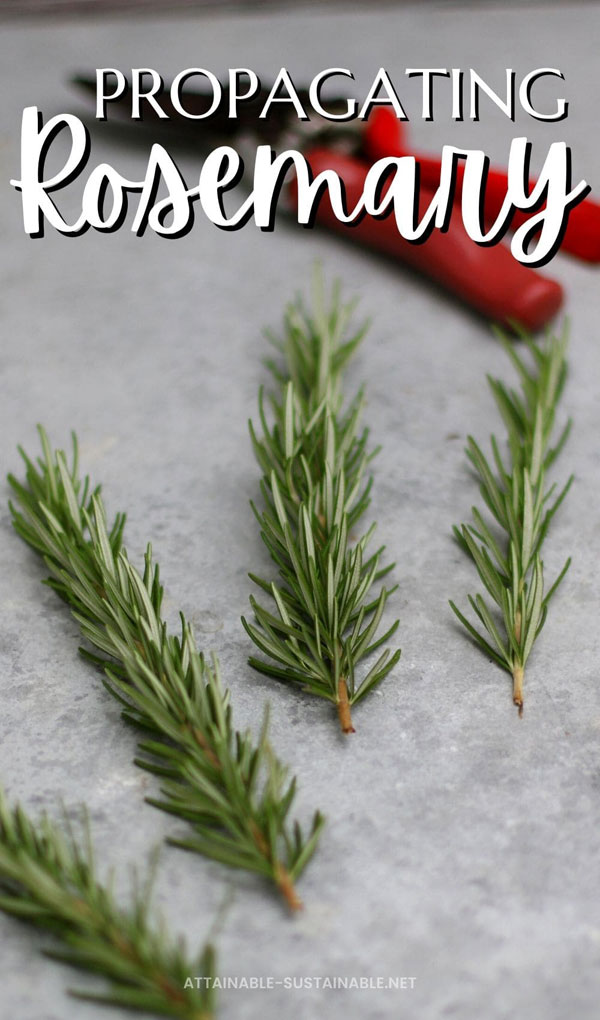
[{"xmin": 0, "ymin": 4, "xmax": 599, "ymax": 1019}]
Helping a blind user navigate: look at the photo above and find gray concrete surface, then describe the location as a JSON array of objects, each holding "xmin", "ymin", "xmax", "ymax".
[{"xmin": 1, "ymin": 4, "xmax": 599, "ymax": 1019}]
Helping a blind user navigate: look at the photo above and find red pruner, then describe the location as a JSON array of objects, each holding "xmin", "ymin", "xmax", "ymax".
[
  {"xmin": 293, "ymin": 112, "xmax": 569, "ymax": 332},
  {"xmin": 364, "ymin": 107, "xmax": 600, "ymax": 264}
]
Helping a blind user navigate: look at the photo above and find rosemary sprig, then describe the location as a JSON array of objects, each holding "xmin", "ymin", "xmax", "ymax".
[
  {"xmin": 243, "ymin": 277, "xmax": 401, "ymax": 734},
  {"xmin": 450, "ymin": 326, "xmax": 573, "ymax": 715},
  {"xmin": 8, "ymin": 429, "xmax": 324, "ymax": 910},
  {"xmin": 0, "ymin": 788, "xmax": 215, "ymax": 1019}
]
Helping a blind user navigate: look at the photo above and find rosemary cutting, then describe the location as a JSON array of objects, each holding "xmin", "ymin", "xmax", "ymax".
[
  {"xmin": 0, "ymin": 788, "xmax": 215, "ymax": 1019},
  {"xmin": 450, "ymin": 327, "xmax": 573, "ymax": 715},
  {"xmin": 8, "ymin": 428, "xmax": 323, "ymax": 910},
  {"xmin": 243, "ymin": 277, "xmax": 401, "ymax": 734}
]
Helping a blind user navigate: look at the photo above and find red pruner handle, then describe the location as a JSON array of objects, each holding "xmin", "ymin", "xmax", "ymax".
[
  {"xmin": 364, "ymin": 107, "xmax": 600, "ymax": 263},
  {"xmin": 297, "ymin": 147, "xmax": 563, "ymax": 332}
]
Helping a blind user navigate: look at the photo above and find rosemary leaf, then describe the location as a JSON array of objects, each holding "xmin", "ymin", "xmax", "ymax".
[
  {"xmin": 451, "ymin": 326, "xmax": 573, "ymax": 715},
  {"xmin": 0, "ymin": 788, "xmax": 215, "ymax": 1020},
  {"xmin": 243, "ymin": 275, "xmax": 401, "ymax": 734},
  {"xmin": 8, "ymin": 429, "xmax": 324, "ymax": 910}
]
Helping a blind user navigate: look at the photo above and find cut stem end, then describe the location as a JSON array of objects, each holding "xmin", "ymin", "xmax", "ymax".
[
  {"xmin": 512, "ymin": 663, "xmax": 524, "ymax": 717},
  {"xmin": 275, "ymin": 864, "xmax": 303, "ymax": 912},
  {"xmin": 337, "ymin": 678, "xmax": 355, "ymax": 734}
]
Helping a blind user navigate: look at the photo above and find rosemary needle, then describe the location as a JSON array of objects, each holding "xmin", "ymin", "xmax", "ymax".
[
  {"xmin": 0, "ymin": 788, "xmax": 215, "ymax": 1019},
  {"xmin": 450, "ymin": 326, "xmax": 573, "ymax": 715},
  {"xmin": 243, "ymin": 275, "xmax": 401, "ymax": 734},
  {"xmin": 8, "ymin": 429, "xmax": 324, "ymax": 911}
]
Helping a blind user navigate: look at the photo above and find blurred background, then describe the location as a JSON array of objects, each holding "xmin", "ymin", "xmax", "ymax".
[
  {"xmin": 1, "ymin": 0, "xmax": 596, "ymax": 15},
  {"xmin": 1, "ymin": 4, "xmax": 599, "ymax": 1020}
]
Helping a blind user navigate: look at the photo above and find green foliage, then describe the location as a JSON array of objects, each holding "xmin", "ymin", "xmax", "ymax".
[
  {"xmin": 0, "ymin": 788, "xmax": 215, "ymax": 1019},
  {"xmin": 243, "ymin": 276, "xmax": 401, "ymax": 733},
  {"xmin": 8, "ymin": 429, "xmax": 323, "ymax": 909},
  {"xmin": 450, "ymin": 326, "xmax": 573, "ymax": 713}
]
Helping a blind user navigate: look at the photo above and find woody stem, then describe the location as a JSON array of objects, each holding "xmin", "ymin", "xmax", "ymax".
[
  {"xmin": 337, "ymin": 677, "xmax": 355, "ymax": 734},
  {"xmin": 513, "ymin": 606, "xmax": 523, "ymax": 716},
  {"xmin": 274, "ymin": 863, "xmax": 303, "ymax": 912},
  {"xmin": 512, "ymin": 663, "xmax": 524, "ymax": 716}
]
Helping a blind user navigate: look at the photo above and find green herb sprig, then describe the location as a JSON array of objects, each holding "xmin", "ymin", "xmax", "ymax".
[
  {"xmin": 450, "ymin": 327, "xmax": 573, "ymax": 714},
  {"xmin": 243, "ymin": 277, "xmax": 401, "ymax": 734},
  {"xmin": 0, "ymin": 788, "xmax": 215, "ymax": 1019},
  {"xmin": 8, "ymin": 429, "xmax": 324, "ymax": 910}
]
